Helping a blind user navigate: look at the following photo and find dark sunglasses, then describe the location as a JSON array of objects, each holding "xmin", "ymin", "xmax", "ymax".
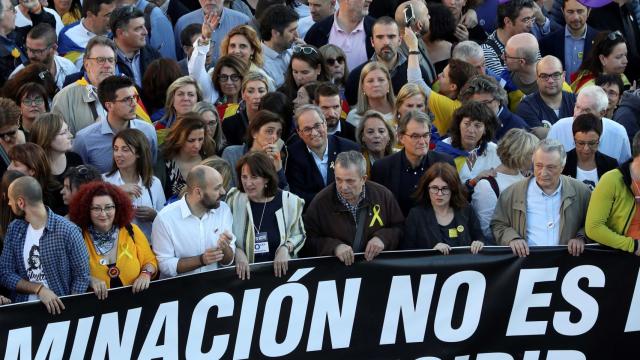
[
  {"xmin": 325, "ymin": 56, "xmax": 345, "ymax": 66},
  {"xmin": 0, "ymin": 129, "xmax": 17, "ymax": 139}
]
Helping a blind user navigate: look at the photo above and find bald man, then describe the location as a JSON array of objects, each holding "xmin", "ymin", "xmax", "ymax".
[
  {"xmin": 516, "ymin": 55, "xmax": 577, "ymax": 138},
  {"xmin": 152, "ymin": 165, "xmax": 235, "ymax": 279},
  {"xmin": 0, "ymin": 176, "xmax": 89, "ymax": 313},
  {"xmin": 395, "ymin": 0, "xmax": 436, "ymax": 85}
]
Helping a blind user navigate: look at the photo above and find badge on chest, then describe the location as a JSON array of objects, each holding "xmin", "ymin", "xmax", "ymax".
[{"xmin": 254, "ymin": 232, "xmax": 270, "ymax": 254}]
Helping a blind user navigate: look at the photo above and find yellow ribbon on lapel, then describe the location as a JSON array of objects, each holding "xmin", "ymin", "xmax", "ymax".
[
  {"xmin": 369, "ymin": 204, "xmax": 384, "ymax": 227},
  {"xmin": 119, "ymin": 243, "xmax": 133, "ymax": 260}
]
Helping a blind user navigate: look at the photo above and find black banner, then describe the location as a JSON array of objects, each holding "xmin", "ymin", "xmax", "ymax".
[{"xmin": 0, "ymin": 246, "xmax": 639, "ymax": 359}]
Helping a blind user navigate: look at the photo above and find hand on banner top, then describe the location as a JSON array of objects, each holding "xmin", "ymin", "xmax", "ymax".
[
  {"xmin": 132, "ymin": 273, "xmax": 151, "ymax": 294},
  {"xmin": 274, "ymin": 246, "xmax": 290, "ymax": 278},
  {"xmin": 335, "ymin": 244, "xmax": 355, "ymax": 265},
  {"xmin": 364, "ymin": 237, "xmax": 385, "ymax": 261},
  {"xmin": 434, "ymin": 242, "xmax": 451, "ymax": 255},
  {"xmin": 567, "ymin": 237, "xmax": 585, "ymax": 256},
  {"xmin": 509, "ymin": 238, "xmax": 530, "ymax": 257},
  {"xmin": 90, "ymin": 277, "xmax": 108, "ymax": 300},
  {"xmin": 235, "ymin": 249, "xmax": 250, "ymax": 280},
  {"xmin": 38, "ymin": 287, "xmax": 65, "ymax": 315},
  {"xmin": 0, "ymin": 295, "xmax": 10, "ymax": 305},
  {"xmin": 470, "ymin": 240, "xmax": 484, "ymax": 254}
]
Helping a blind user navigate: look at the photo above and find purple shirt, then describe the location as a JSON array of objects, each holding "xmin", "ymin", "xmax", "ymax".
[{"xmin": 328, "ymin": 12, "xmax": 368, "ymax": 71}]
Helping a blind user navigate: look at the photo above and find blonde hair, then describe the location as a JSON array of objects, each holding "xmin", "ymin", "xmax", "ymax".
[
  {"xmin": 355, "ymin": 110, "xmax": 396, "ymax": 156},
  {"xmin": 497, "ymin": 128, "xmax": 539, "ymax": 170},
  {"xmin": 220, "ymin": 25, "xmax": 264, "ymax": 67},
  {"xmin": 393, "ymin": 83, "xmax": 427, "ymax": 121},
  {"xmin": 241, "ymin": 71, "xmax": 270, "ymax": 93},
  {"xmin": 356, "ymin": 62, "xmax": 395, "ymax": 115},
  {"xmin": 162, "ymin": 76, "xmax": 203, "ymax": 122}
]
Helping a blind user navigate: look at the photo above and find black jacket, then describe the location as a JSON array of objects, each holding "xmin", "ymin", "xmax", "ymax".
[
  {"xmin": 285, "ymin": 135, "xmax": 360, "ymax": 208},
  {"xmin": 116, "ymin": 44, "xmax": 161, "ymax": 81},
  {"xmin": 562, "ymin": 149, "xmax": 618, "ymax": 181},
  {"xmin": 222, "ymin": 104, "xmax": 249, "ymax": 146},
  {"xmin": 304, "ymin": 15, "xmax": 375, "ymax": 61}
]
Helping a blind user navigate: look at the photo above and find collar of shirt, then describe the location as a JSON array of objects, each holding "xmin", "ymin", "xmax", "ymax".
[
  {"xmin": 262, "ymin": 42, "xmax": 290, "ymax": 60},
  {"xmin": 307, "ymin": 143, "xmax": 329, "ymax": 162},
  {"xmin": 564, "ymin": 26, "xmax": 587, "ymax": 40},
  {"xmin": 336, "ymin": 183, "xmax": 367, "ymax": 220},
  {"xmin": 400, "ymin": 149, "xmax": 426, "ymax": 171},
  {"xmin": 99, "ymin": 117, "xmax": 137, "ymax": 135},
  {"xmin": 372, "ymin": 50, "xmax": 407, "ymax": 71},
  {"xmin": 327, "ymin": 120, "xmax": 342, "ymax": 135},
  {"xmin": 79, "ymin": 19, "xmax": 98, "ymax": 38},
  {"xmin": 116, "ymin": 47, "xmax": 141, "ymax": 62},
  {"xmin": 178, "ymin": 195, "xmax": 214, "ymax": 219},
  {"xmin": 332, "ymin": 11, "xmax": 365, "ymax": 34},
  {"xmin": 532, "ymin": 177, "xmax": 563, "ymax": 198}
]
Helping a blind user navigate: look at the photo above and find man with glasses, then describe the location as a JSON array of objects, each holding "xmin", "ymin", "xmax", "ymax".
[
  {"xmin": 0, "ymin": 176, "xmax": 89, "ymax": 311},
  {"xmin": 482, "ymin": 0, "xmax": 536, "ymax": 77},
  {"xmin": 516, "ymin": 55, "xmax": 576, "ymax": 138},
  {"xmin": 286, "ymin": 104, "xmax": 359, "ymax": 209},
  {"xmin": 72, "ymin": 75, "xmax": 157, "ymax": 173},
  {"xmin": 548, "ymin": 85, "xmax": 631, "ymax": 164},
  {"xmin": 260, "ymin": 4, "xmax": 299, "ymax": 88},
  {"xmin": 370, "ymin": 110, "xmax": 454, "ymax": 216},
  {"xmin": 304, "ymin": 151, "xmax": 403, "ymax": 265},
  {"xmin": 491, "ymin": 139, "xmax": 591, "ymax": 257},
  {"xmin": 9, "ymin": 23, "xmax": 76, "ymax": 90}
]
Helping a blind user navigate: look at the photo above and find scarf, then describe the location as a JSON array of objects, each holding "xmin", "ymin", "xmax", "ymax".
[{"xmin": 89, "ymin": 225, "xmax": 118, "ymax": 255}]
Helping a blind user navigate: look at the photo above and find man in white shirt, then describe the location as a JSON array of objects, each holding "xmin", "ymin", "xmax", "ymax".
[
  {"xmin": 491, "ymin": 139, "xmax": 591, "ymax": 257},
  {"xmin": 151, "ymin": 165, "xmax": 235, "ymax": 279},
  {"xmin": 547, "ymin": 85, "xmax": 631, "ymax": 164}
]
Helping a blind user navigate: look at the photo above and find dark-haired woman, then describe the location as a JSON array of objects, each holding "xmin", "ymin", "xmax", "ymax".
[
  {"xmin": 69, "ymin": 182, "xmax": 157, "ymax": 299},
  {"xmin": 572, "ymin": 31, "xmax": 630, "ymax": 94},
  {"xmin": 403, "ymin": 162, "xmax": 486, "ymax": 253},
  {"xmin": 16, "ymin": 83, "xmax": 49, "ymax": 140},
  {"xmin": 277, "ymin": 44, "xmax": 328, "ymax": 101}
]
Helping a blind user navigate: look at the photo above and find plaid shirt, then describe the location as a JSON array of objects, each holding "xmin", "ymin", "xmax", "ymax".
[
  {"xmin": 0, "ymin": 208, "xmax": 89, "ymax": 303},
  {"xmin": 337, "ymin": 186, "xmax": 367, "ymax": 224}
]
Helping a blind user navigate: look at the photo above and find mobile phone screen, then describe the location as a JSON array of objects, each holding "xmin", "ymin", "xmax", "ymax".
[{"xmin": 404, "ymin": 4, "xmax": 415, "ymax": 26}]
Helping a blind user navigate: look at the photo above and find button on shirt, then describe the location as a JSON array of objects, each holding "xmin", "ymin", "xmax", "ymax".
[
  {"xmin": 526, "ymin": 179, "xmax": 562, "ymax": 246},
  {"xmin": 308, "ymin": 145, "xmax": 329, "ymax": 185},
  {"xmin": 151, "ymin": 196, "xmax": 236, "ymax": 278},
  {"xmin": 564, "ymin": 26, "xmax": 587, "ymax": 77},
  {"xmin": 328, "ymin": 12, "xmax": 368, "ymax": 71},
  {"xmin": 261, "ymin": 43, "xmax": 291, "ymax": 88}
]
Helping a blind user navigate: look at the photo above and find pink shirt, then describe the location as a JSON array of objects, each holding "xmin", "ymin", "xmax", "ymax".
[{"xmin": 328, "ymin": 12, "xmax": 368, "ymax": 71}]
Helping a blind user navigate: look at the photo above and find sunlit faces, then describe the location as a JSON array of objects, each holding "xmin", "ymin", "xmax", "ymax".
[
  {"xmin": 7, "ymin": 160, "xmax": 34, "ymax": 176},
  {"xmin": 361, "ymin": 116, "xmax": 390, "ymax": 155},
  {"xmin": 334, "ymin": 162, "xmax": 366, "ymax": 204},
  {"xmin": 198, "ymin": 0, "xmax": 222, "ymax": 15},
  {"xmin": 276, "ymin": 21, "xmax": 299, "ymax": 50},
  {"xmin": 293, "ymin": 86, "xmax": 310, "ymax": 110},
  {"xmin": 465, "ymin": 55, "xmax": 486, "ymax": 75},
  {"xmin": 442, "ymin": 0, "xmax": 466, "ymax": 19},
  {"xmin": 119, "ymin": 16, "xmax": 147, "ymax": 49},
  {"xmin": 240, "ymin": 163, "xmax": 269, "ymax": 200},
  {"xmin": 201, "ymin": 110, "xmax": 219, "ymax": 137},
  {"xmin": 112, "ymin": 137, "xmax": 138, "ymax": 170},
  {"xmin": 90, "ymin": 195, "xmax": 116, "ymax": 232},
  {"xmin": 400, "ymin": 118, "xmax": 430, "ymax": 158},
  {"xmin": 296, "ymin": 109, "xmax": 327, "ymax": 151},
  {"xmin": 308, "ymin": 0, "xmax": 334, "ymax": 22},
  {"xmin": 218, "ymin": 66, "xmax": 241, "ymax": 98},
  {"xmin": 428, "ymin": 177, "xmax": 451, "ymax": 207},
  {"xmin": 533, "ymin": 149, "xmax": 564, "ymax": 191},
  {"xmin": 173, "ymin": 84, "xmax": 198, "ymax": 115},
  {"xmin": 371, "ymin": 22, "xmax": 400, "ymax": 62},
  {"xmin": 0, "ymin": 0, "xmax": 16, "ymax": 34},
  {"xmin": 84, "ymin": 45, "xmax": 116, "ymax": 86},
  {"xmin": 53, "ymin": 0, "xmax": 72, "ymax": 13},
  {"xmin": 227, "ymin": 34, "xmax": 254, "ymax": 63},
  {"xmin": 506, "ymin": 7, "xmax": 535, "ymax": 35},
  {"xmin": 573, "ymin": 94, "xmax": 602, "ymax": 118},
  {"xmin": 563, "ymin": 0, "xmax": 589, "ymax": 34},
  {"xmin": 199, "ymin": 169, "xmax": 225, "ymax": 210},
  {"xmin": 397, "ymin": 94, "xmax": 426, "ymax": 118},
  {"xmin": 181, "ymin": 128, "xmax": 205, "ymax": 158},
  {"xmin": 346, "ymin": 0, "xmax": 372, "ymax": 17},
  {"xmin": 61, "ymin": 178, "xmax": 73, "ymax": 205},
  {"xmin": 600, "ymin": 43, "xmax": 628, "ymax": 75},
  {"xmin": 574, "ymin": 130, "xmax": 599, "ymax": 162},
  {"xmin": 536, "ymin": 60, "xmax": 564, "ymax": 97},
  {"xmin": 438, "ymin": 65, "xmax": 455, "ymax": 98},
  {"xmin": 363, "ymin": 69, "xmax": 390, "ymax": 99},
  {"xmin": 325, "ymin": 55, "xmax": 345, "ymax": 82},
  {"xmin": 599, "ymin": 83, "xmax": 622, "ymax": 113},
  {"xmin": 317, "ymin": 94, "xmax": 342, "ymax": 128},
  {"xmin": 459, "ymin": 117, "xmax": 485, "ymax": 151},
  {"xmin": 50, "ymin": 121, "xmax": 73, "ymax": 153},
  {"xmin": 88, "ymin": 2, "xmax": 116, "ymax": 35},
  {"xmin": 7, "ymin": 184, "xmax": 24, "ymax": 217},
  {"xmin": 292, "ymin": 58, "xmax": 321, "ymax": 87},
  {"xmin": 107, "ymin": 86, "xmax": 138, "ymax": 120},
  {"xmin": 253, "ymin": 121, "xmax": 282, "ymax": 149},
  {"xmin": 25, "ymin": 36, "xmax": 56, "ymax": 65},
  {"xmin": 242, "ymin": 80, "xmax": 268, "ymax": 112}
]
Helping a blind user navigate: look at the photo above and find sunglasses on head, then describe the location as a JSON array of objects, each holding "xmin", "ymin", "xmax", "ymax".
[
  {"xmin": 325, "ymin": 56, "xmax": 345, "ymax": 66},
  {"xmin": 292, "ymin": 45, "xmax": 319, "ymax": 56},
  {"xmin": 0, "ymin": 129, "xmax": 17, "ymax": 139},
  {"xmin": 608, "ymin": 30, "xmax": 624, "ymax": 41}
]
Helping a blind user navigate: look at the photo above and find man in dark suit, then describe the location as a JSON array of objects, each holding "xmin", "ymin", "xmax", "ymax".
[
  {"xmin": 539, "ymin": 0, "xmax": 597, "ymax": 79},
  {"xmin": 286, "ymin": 104, "xmax": 360, "ymax": 208},
  {"xmin": 370, "ymin": 110, "xmax": 454, "ymax": 216},
  {"xmin": 315, "ymin": 82, "xmax": 356, "ymax": 141}
]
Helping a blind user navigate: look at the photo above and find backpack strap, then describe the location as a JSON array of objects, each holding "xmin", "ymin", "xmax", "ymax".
[
  {"xmin": 483, "ymin": 175, "xmax": 500, "ymax": 198},
  {"xmin": 125, "ymin": 223, "xmax": 135, "ymax": 243}
]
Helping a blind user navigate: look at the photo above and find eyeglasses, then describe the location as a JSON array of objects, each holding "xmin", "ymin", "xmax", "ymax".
[
  {"xmin": 0, "ymin": 129, "xmax": 18, "ymax": 140},
  {"xmin": 113, "ymin": 94, "xmax": 140, "ymax": 105},
  {"xmin": 476, "ymin": 97, "xmax": 496, "ymax": 105},
  {"xmin": 325, "ymin": 56, "xmax": 345, "ymax": 66},
  {"xmin": 520, "ymin": 16, "xmax": 536, "ymax": 24},
  {"xmin": 90, "ymin": 205, "xmax": 116, "ymax": 214},
  {"xmin": 608, "ymin": 30, "xmax": 623, "ymax": 41},
  {"xmin": 292, "ymin": 45, "xmax": 319, "ymax": 56},
  {"xmin": 87, "ymin": 57, "xmax": 116, "ymax": 65},
  {"xmin": 218, "ymin": 74, "xmax": 241, "ymax": 82},
  {"xmin": 404, "ymin": 132, "xmax": 431, "ymax": 141},
  {"xmin": 503, "ymin": 53, "xmax": 524, "ymax": 61},
  {"xmin": 26, "ymin": 45, "xmax": 52, "ymax": 56},
  {"xmin": 538, "ymin": 72, "xmax": 563, "ymax": 81},
  {"xmin": 22, "ymin": 97, "xmax": 45, "ymax": 106},
  {"xmin": 428, "ymin": 186, "xmax": 451, "ymax": 195},
  {"xmin": 574, "ymin": 139, "xmax": 599, "ymax": 149},
  {"xmin": 299, "ymin": 122, "xmax": 325, "ymax": 136}
]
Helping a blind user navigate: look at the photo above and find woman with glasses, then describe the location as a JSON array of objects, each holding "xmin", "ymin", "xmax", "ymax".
[
  {"xmin": 104, "ymin": 129, "xmax": 166, "ymax": 240},
  {"xmin": 154, "ymin": 76, "xmax": 203, "ymax": 142},
  {"xmin": 572, "ymin": 31, "xmax": 630, "ymax": 94},
  {"xmin": 227, "ymin": 151, "xmax": 305, "ymax": 280},
  {"xmin": 562, "ymin": 113, "xmax": 618, "ymax": 191},
  {"xmin": 193, "ymin": 101, "xmax": 226, "ymax": 154},
  {"xmin": 277, "ymin": 44, "xmax": 328, "ymax": 101},
  {"xmin": 16, "ymin": 83, "xmax": 49, "ymax": 140},
  {"xmin": 0, "ymin": 98, "xmax": 25, "ymax": 179},
  {"xmin": 346, "ymin": 62, "xmax": 395, "ymax": 127},
  {"xmin": 435, "ymin": 101, "xmax": 501, "ymax": 184},
  {"xmin": 355, "ymin": 110, "xmax": 396, "ymax": 176},
  {"xmin": 69, "ymin": 182, "xmax": 157, "ymax": 299},
  {"xmin": 209, "ymin": 56, "xmax": 247, "ymax": 108},
  {"xmin": 30, "ymin": 112, "xmax": 82, "ymax": 185},
  {"xmin": 471, "ymin": 128, "xmax": 538, "ymax": 241},
  {"xmin": 222, "ymin": 71, "xmax": 270, "ymax": 146},
  {"xmin": 403, "ymin": 162, "xmax": 486, "ymax": 253}
]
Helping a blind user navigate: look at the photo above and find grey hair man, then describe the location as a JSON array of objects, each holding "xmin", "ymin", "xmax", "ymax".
[
  {"xmin": 547, "ymin": 85, "xmax": 631, "ymax": 164},
  {"xmin": 491, "ymin": 139, "xmax": 591, "ymax": 257}
]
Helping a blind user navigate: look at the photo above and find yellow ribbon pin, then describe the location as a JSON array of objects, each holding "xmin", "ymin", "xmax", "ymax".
[
  {"xmin": 119, "ymin": 243, "xmax": 133, "ymax": 260},
  {"xmin": 11, "ymin": 48, "xmax": 20, "ymax": 59},
  {"xmin": 369, "ymin": 204, "xmax": 384, "ymax": 227}
]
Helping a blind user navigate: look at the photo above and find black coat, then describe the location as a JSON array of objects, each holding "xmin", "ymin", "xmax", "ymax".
[
  {"xmin": 222, "ymin": 105, "xmax": 249, "ymax": 146},
  {"xmin": 116, "ymin": 44, "xmax": 161, "ymax": 81},
  {"xmin": 539, "ymin": 25, "xmax": 598, "ymax": 76},
  {"xmin": 285, "ymin": 135, "xmax": 360, "ymax": 208},
  {"xmin": 562, "ymin": 149, "xmax": 618, "ymax": 181},
  {"xmin": 304, "ymin": 15, "xmax": 375, "ymax": 61}
]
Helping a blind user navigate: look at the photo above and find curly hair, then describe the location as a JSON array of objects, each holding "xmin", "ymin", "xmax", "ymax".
[
  {"xmin": 413, "ymin": 162, "xmax": 467, "ymax": 208},
  {"xmin": 0, "ymin": 98, "xmax": 21, "ymax": 128},
  {"xmin": 69, "ymin": 181, "xmax": 134, "ymax": 230},
  {"xmin": 449, "ymin": 101, "xmax": 498, "ymax": 152}
]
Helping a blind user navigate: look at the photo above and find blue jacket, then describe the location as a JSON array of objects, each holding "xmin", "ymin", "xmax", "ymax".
[{"xmin": 0, "ymin": 208, "xmax": 89, "ymax": 302}]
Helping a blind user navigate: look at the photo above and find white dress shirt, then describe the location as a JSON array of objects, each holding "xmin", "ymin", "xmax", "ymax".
[
  {"xmin": 526, "ymin": 179, "xmax": 562, "ymax": 246},
  {"xmin": 151, "ymin": 196, "xmax": 236, "ymax": 278}
]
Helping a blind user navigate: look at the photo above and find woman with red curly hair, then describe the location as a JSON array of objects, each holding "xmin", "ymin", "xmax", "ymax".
[{"xmin": 69, "ymin": 181, "xmax": 157, "ymax": 299}]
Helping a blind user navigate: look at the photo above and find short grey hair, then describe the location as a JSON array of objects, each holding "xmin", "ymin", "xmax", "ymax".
[
  {"xmin": 335, "ymin": 150, "xmax": 367, "ymax": 177},
  {"xmin": 294, "ymin": 104, "xmax": 325, "ymax": 129},
  {"xmin": 397, "ymin": 110, "xmax": 431, "ymax": 135},
  {"xmin": 452, "ymin": 41, "xmax": 484, "ymax": 62},
  {"xmin": 534, "ymin": 138, "xmax": 566, "ymax": 167},
  {"xmin": 578, "ymin": 85, "xmax": 609, "ymax": 114}
]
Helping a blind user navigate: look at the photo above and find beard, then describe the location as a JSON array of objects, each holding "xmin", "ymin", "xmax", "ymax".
[{"xmin": 201, "ymin": 192, "xmax": 221, "ymax": 210}]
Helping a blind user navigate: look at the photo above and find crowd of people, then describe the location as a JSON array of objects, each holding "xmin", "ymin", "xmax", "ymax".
[{"xmin": 0, "ymin": 0, "xmax": 639, "ymax": 311}]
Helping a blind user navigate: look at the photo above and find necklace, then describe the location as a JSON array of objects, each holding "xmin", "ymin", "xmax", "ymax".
[{"xmin": 252, "ymin": 199, "xmax": 268, "ymax": 234}]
